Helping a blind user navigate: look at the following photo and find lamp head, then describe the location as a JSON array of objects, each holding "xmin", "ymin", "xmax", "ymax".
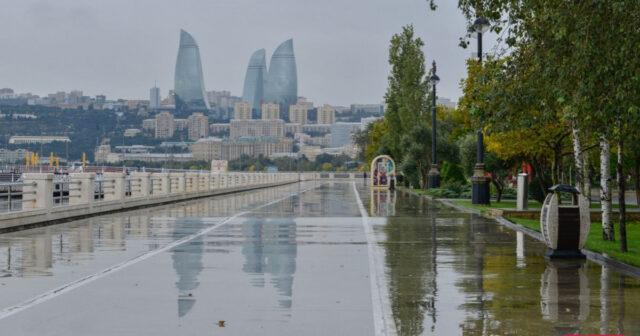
[{"xmin": 473, "ymin": 17, "xmax": 490, "ymax": 34}]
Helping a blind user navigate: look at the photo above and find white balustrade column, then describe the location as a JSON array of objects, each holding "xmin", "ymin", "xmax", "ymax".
[
  {"xmin": 131, "ymin": 172, "xmax": 150, "ymax": 198},
  {"xmin": 200, "ymin": 173, "xmax": 211, "ymax": 192},
  {"xmin": 186, "ymin": 172, "xmax": 198, "ymax": 192},
  {"xmin": 22, "ymin": 173, "xmax": 54, "ymax": 210},
  {"xmin": 70, "ymin": 173, "xmax": 95, "ymax": 205},
  {"xmin": 174, "ymin": 173, "xmax": 186, "ymax": 193},
  {"xmin": 155, "ymin": 173, "xmax": 170, "ymax": 195},
  {"xmin": 104, "ymin": 172, "xmax": 125, "ymax": 201}
]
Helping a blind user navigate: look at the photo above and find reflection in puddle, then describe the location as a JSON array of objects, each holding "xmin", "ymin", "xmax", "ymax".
[
  {"xmin": 171, "ymin": 220, "xmax": 205, "ymax": 318},
  {"xmin": 540, "ymin": 260, "xmax": 590, "ymax": 335},
  {"xmin": 371, "ymin": 187, "xmax": 640, "ymax": 335},
  {"xmin": 242, "ymin": 218, "xmax": 297, "ymax": 309}
]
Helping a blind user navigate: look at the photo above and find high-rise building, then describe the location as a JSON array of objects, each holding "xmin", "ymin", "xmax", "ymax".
[
  {"xmin": 261, "ymin": 102, "xmax": 280, "ymax": 120},
  {"xmin": 234, "ymin": 101, "xmax": 252, "ymax": 120},
  {"xmin": 242, "ymin": 49, "xmax": 267, "ymax": 114},
  {"xmin": 155, "ymin": 111, "xmax": 175, "ymax": 139},
  {"xmin": 289, "ymin": 103, "xmax": 308, "ymax": 125},
  {"xmin": 264, "ymin": 39, "xmax": 297, "ymax": 117},
  {"xmin": 317, "ymin": 104, "xmax": 335, "ymax": 124},
  {"xmin": 174, "ymin": 29, "xmax": 210, "ymax": 110},
  {"xmin": 150, "ymin": 86, "xmax": 160, "ymax": 109},
  {"xmin": 187, "ymin": 112, "xmax": 209, "ymax": 140}
]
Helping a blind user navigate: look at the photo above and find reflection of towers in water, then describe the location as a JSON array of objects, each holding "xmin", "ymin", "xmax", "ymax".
[
  {"xmin": 171, "ymin": 221, "xmax": 205, "ymax": 318},
  {"xmin": 242, "ymin": 218, "xmax": 297, "ymax": 308},
  {"xmin": 540, "ymin": 260, "xmax": 590, "ymax": 335}
]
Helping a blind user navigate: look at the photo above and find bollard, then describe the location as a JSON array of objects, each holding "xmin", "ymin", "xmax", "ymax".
[
  {"xmin": 130, "ymin": 172, "xmax": 151, "ymax": 198},
  {"xmin": 104, "ymin": 172, "xmax": 126, "ymax": 201},
  {"xmin": 516, "ymin": 173, "xmax": 529, "ymax": 210},
  {"xmin": 70, "ymin": 173, "xmax": 95, "ymax": 205},
  {"xmin": 22, "ymin": 173, "xmax": 54, "ymax": 210}
]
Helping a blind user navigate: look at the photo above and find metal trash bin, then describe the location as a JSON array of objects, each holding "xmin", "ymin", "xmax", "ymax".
[{"xmin": 540, "ymin": 185, "xmax": 590, "ymax": 259}]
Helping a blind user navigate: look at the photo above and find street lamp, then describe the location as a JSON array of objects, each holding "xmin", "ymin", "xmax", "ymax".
[
  {"xmin": 471, "ymin": 17, "xmax": 491, "ymax": 205},
  {"xmin": 427, "ymin": 61, "xmax": 441, "ymax": 189}
]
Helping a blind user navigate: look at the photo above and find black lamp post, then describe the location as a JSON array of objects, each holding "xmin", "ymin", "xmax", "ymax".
[
  {"xmin": 427, "ymin": 61, "xmax": 441, "ymax": 189},
  {"xmin": 471, "ymin": 17, "xmax": 491, "ymax": 205}
]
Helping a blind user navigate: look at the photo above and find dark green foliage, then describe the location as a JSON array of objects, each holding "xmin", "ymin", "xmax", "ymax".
[
  {"xmin": 425, "ymin": 182, "xmax": 471, "ymax": 199},
  {"xmin": 441, "ymin": 161, "xmax": 467, "ymax": 184}
]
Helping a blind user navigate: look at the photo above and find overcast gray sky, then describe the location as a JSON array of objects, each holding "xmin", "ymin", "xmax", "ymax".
[{"xmin": 0, "ymin": 0, "xmax": 497, "ymax": 106}]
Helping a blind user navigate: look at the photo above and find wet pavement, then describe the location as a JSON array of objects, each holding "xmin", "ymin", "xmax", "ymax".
[{"xmin": 0, "ymin": 181, "xmax": 638, "ymax": 335}]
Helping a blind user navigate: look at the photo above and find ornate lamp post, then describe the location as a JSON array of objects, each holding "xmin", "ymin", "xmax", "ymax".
[
  {"xmin": 427, "ymin": 61, "xmax": 441, "ymax": 189},
  {"xmin": 471, "ymin": 17, "xmax": 491, "ymax": 205}
]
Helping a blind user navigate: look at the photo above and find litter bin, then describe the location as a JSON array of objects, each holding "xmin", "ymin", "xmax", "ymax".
[{"xmin": 540, "ymin": 185, "xmax": 590, "ymax": 259}]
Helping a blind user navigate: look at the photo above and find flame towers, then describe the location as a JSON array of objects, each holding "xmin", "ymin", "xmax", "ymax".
[
  {"xmin": 242, "ymin": 39, "xmax": 297, "ymax": 118},
  {"xmin": 174, "ymin": 29, "xmax": 210, "ymax": 111},
  {"xmin": 241, "ymin": 49, "xmax": 267, "ymax": 113},
  {"xmin": 264, "ymin": 39, "xmax": 298, "ymax": 115}
]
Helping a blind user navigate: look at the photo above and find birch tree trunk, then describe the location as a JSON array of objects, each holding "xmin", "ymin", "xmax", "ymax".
[
  {"xmin": 572, "ymin": 125, "xmax": 592, "ymax": 202},
  {"xmin": 600, "ymin": 134, "xmax": 614, "ymax": 241},
  {"xmin": 617, "ymin": 139, "xmax": 627, "ymax": 252},
  {"xmin": 572, "ymin": 127, "xmax": 584, "ymax": 191}
]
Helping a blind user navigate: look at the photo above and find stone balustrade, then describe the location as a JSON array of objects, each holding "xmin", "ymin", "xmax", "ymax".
[{"xmin": 0, "ymin": 172, "xmax": 300, "ymax": 231}]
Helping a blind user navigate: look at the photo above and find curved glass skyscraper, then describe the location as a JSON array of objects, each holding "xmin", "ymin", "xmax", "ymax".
[
  {"xmin": 174, "ymin": 29, "xmax": 210, "ymax": 110},
  {"xmin": 264, "ymin": 39, "xmax": 297, "ymax": 114},
  {"xmin": 241, "ymin": 49, "xmax": 267, "ymax": 113}
]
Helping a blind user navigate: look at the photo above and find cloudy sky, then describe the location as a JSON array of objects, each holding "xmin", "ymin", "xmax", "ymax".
[{"xmin": 0, "ymin": 0, "xmax": 497, "ymax": 106}]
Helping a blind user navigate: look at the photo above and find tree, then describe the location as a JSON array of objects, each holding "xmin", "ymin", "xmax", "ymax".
[
  {"xmin": 400, "ymin": 121, "xmax": 460, "ymax": 189},
  {"xmin": 383, "ymin": 25, "xmax": 429, "ymax": 162},
  {"xmin": 452, "ymin": 0, "xmax": 640, "ymax": 243}
]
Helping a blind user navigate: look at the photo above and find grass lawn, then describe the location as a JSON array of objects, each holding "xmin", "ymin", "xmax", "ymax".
[{"xmin": 506, "ymin": 216, "xmax": 640, "ymax": 268}]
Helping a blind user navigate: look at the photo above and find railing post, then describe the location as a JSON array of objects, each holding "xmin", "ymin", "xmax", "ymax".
[
  {"xmin": 70, "ymin": 173, "xmax": 95, "ymax": 205},
  {"xmin": 22, "ymin": 173, "xmax": 54, "ymax": 210},
  {"xmin": 173, "ymin": 172, "xmax": 186, "ymax": 193},
  {"xmin": 210, "ymin": 174, "xmax": 219, "ymax": 190},
  {"xmin": 131, "ymin": 172, "xmax": 151, "ymax": 198},
  {"xmin": 155, "ymin": 173, "xmax": 170, "ymax": 195},
  {"xmin": 104, "ymin": 172, "xmax": 125, "ymax": 201},
  {"xmin": 186, "ymin": 172, "xmax": 198, "ymax": 192},
  {"xmin": 200, "ymin": 173, "xmax": 210, "ymax": 192}
]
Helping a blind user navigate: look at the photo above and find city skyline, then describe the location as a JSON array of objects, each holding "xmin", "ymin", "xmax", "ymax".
[{"xmin": 0, "ymin": 1, "xmax": 497, "ymax": 106}]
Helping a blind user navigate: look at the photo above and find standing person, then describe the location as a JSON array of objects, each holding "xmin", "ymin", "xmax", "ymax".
[{"xmin": 363, "ymin": 171, "xmax": 367, "ymax": 185}]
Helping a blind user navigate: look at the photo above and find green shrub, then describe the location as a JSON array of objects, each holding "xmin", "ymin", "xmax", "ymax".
[
  {"xmin": 501, "ymin": 187, "xmax": 517, "ymax": 199},
  {"xmin": 441, "ymin": 161, "xmax": 468, "ymax": 184}
]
